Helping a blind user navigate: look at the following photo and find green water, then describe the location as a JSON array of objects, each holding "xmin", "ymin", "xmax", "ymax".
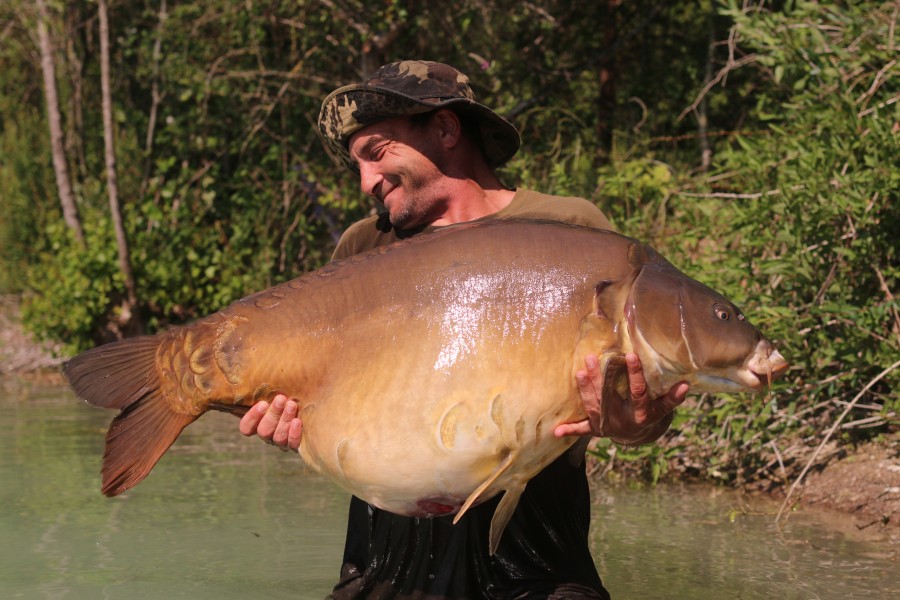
[{"xmin": 1, "ymin": 377, "xmax": 896, "ymax": 599}]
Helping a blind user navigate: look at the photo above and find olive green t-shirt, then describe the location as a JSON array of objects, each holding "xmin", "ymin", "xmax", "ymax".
[{"xmin": 332, "ymin": 188, "xmax": 613, "ymax": 260}]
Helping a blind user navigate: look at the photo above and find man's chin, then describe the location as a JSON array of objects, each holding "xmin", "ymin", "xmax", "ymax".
[{"xmin": 385, "ymin": 204, "xmax": 416, "ymax": 230}]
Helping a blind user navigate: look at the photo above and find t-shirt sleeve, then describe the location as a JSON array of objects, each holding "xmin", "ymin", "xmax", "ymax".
[{"xmin": 331, "ymin": 216, "xmax": 382, "ymax": 260}]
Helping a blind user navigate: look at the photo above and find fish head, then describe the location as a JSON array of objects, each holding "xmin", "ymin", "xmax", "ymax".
[{"xmin": 622, "ymin": 249, "xmax": 788, "ymax": 396}]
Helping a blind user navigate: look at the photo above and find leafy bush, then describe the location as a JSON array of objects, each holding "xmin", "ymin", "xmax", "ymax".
[{"xmin": 591, "ymin": 0, "xmax": 898, "ymax": 487}]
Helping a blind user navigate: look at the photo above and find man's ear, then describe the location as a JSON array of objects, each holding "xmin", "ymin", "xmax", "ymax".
[{"xmin": 431, "ymin": 109, "xmax": 462, "ymax": 150}]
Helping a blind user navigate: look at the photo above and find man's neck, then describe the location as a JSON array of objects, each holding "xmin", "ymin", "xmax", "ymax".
[{"xmin": 408, "ymin": 138, "xmax": 517, "ymax": 228}]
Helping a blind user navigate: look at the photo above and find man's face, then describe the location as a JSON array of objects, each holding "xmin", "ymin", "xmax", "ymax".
[{"xmin": 348, "ymin": 115, "xmax": 449, "ymax": 229}]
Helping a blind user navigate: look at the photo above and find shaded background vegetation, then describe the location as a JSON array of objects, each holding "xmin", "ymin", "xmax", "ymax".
[{"xmin": 1, "ymin": 0, "xmax": 896, "ymax": 490}]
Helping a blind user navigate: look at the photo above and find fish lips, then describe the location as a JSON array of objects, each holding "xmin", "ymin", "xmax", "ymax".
[{"xmin": 689, "ymin": 342, "xmax": 788, "ymax": 393}]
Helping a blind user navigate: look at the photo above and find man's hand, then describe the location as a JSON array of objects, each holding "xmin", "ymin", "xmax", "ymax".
[
  {"xmin": 553, "ymin": 353, "xmax": 688, "ymax": 445},
  {"xmin": 239, "ymin": 394, "xmax": 303, "ymax": 451}
]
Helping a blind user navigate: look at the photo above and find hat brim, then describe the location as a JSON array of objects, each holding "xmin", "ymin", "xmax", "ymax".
[{"xmin": 318, "ymin": 84, "xmax": 521, "ymax": 172}]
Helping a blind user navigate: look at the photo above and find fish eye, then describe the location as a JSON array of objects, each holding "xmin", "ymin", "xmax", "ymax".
[{"xmin": 714, "ymin": 305, "xmax": 731, "ymax": 321}]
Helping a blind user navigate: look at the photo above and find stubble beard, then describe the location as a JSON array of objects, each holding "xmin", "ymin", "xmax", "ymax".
[
  {"xmin": 386, "ymin": 190, "xmax": 415, "ymax": 230},
  {"xmin": 386, "ymin": 168, "xmax": 442, "ymax": 231}
]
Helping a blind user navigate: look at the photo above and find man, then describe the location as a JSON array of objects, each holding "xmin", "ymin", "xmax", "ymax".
[{"xmin": 240, "ymin": 60, "xmax": 688, "ymax": 599}]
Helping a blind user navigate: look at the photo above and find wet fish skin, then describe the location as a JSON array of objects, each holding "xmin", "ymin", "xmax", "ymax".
[{"xmin": 63, "ymin": 219, "xmax": 787, "ymax": 553}]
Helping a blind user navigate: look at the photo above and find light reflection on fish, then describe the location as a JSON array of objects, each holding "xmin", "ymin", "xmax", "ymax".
[{"xmin": 64, "ymin": 219, "xmax": 788, "ymax": 553}]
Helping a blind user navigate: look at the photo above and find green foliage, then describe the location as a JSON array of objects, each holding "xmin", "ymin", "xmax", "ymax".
[
  {"xmin": 0, "ymin": 4, "xmax": 49, "ymax": 294},
  {"xmin": 590, "ymin": 0, "xmax": 899, "ymax": 486},
  {"xmin": 0, "ymin": 107, "xmax": 48, "ymax": 293},
  {"xmin": 21, "ymin": 212, "xmax": 121, "ymax": 354},
  {"xmin": 3, "ymin": 0, "xmax": 369, "ymax": 345}
]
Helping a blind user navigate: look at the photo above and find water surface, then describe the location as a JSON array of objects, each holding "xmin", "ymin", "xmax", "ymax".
[{"xmin": 1, "ymin": 377, "xmax": 896, "ymax": 599}]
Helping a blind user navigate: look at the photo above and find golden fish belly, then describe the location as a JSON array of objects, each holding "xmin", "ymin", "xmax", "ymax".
[
  {"xmin": 280, "ymin": 272, "xmax": 590, "ymax": 515},
  {"xmin": 296, "ymin": 348, "xmax": 582, "ymax": 517}
]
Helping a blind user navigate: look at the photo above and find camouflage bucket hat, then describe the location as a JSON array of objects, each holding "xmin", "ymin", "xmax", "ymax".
[{"xmin": 318, "ymin": 60, "xmax": 521, "ymax": 171}]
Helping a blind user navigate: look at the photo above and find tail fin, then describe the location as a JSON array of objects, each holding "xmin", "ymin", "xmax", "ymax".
[{"xmin": 63, "ymin": 336, "xmax": 198, "ymax": 496}]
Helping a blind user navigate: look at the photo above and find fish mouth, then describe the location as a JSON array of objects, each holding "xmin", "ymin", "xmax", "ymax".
[
  {"xmin": 748, "ymin": 348, "xmax": 789, "ymax": 387},
  {"xmin": 679, "ymin": 346, "xmax": 788, "ymax": 395}
]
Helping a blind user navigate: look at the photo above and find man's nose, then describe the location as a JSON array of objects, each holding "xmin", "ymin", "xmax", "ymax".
[{"xmin": 358, "ymin": 163, "xmax": 383, "ymax": 200}]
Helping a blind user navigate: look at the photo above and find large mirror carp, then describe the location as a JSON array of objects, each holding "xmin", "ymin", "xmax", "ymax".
[{"xmin": 64, "ymin": 219, "xmax": 788, "ymax": 553}]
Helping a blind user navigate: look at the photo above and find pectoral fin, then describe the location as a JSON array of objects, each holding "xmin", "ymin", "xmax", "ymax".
[
  {"xmin": 596, "ymin": 352, "xmax": 629, "ymax": 434},
  {"xmin": 453, "ymin": 450, "xmax": 516, "ymax": 525},
  {"xmin": 600, "ymin": 352, "xmax": 629, "ymax": 396}
]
